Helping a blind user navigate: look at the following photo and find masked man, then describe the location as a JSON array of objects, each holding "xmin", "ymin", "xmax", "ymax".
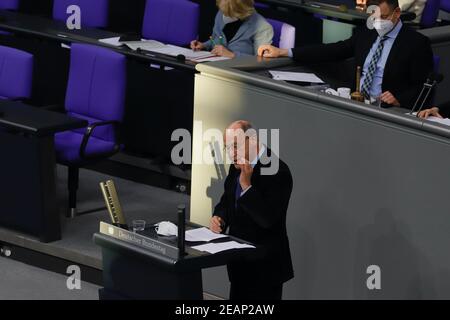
[{"xmin": 258, "ymin": 0, "xmax": 434, "ymax": 108}]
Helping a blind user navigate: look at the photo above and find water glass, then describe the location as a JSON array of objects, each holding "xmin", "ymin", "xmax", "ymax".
[{"xmin": 132, "ymin": 220, "xmax": 146, "ymax": 233}]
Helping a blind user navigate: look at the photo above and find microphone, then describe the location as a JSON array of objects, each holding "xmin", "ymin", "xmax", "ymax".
[
  {"xmin": 176, "ymin": 54, "xmax": 186, "ymax": 62},
  {"xmin": 409, "ymin": 73, "xmax": 444, "ymax": 116},
  {"xmin": 177, "ymin": 204, "xmax": 186, "ymax": 258}
]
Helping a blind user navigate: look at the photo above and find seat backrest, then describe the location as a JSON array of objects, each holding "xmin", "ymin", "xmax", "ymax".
[
  {"xmin": 65, "ymin": 44, "xmax": 126, "ymax": 142},
  {"xmin": 254, "ymin": 2, "xmax": 270, "ymax": 9},
  {"xmin": 433, "ymin": 55, "xmax": 440, "ymax": 74},
  {"xmin": 266, "ymin": 18, "xmax": 296, "ymax": 49},
  {"xmin": 142, "ymin": 0, "xmax": 199, "ymax": 46},
  {"xmin": 0, "ymin": 45, "xmax": 33, "ymax": 99},
  {"xmin": 53, "ymin": 0, "xmax": 109, "ymax": 28},
  {"xmin": 421, "ymin": 0, "xmax": 441, "ymax": 28},
  {"xmin": 441, "ymin": 0, "xmax": 450, "ymax": 12},
  {"xmin": 0, "ymin": 0, "xmax": 19, "ymax": 10}
]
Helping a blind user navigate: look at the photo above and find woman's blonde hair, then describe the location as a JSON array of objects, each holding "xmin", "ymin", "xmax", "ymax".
[{"xmin": 216, "ymin": 0, "xmax": 255, "ymax": 20}]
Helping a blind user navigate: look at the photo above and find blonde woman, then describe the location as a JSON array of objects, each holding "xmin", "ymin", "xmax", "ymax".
[{"xmin": 190, "ymin": 0, "xmax": 273, "ymax": 58}]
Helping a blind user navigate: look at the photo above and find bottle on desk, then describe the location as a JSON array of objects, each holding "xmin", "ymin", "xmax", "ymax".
[{"xmin": 351, "ymin": 66, "xmax": 365, "ymax": 102}]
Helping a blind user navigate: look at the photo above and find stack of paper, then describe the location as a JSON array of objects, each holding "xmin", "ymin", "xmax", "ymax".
[
  {"xmin": 98, "ymin": 38, "xmax": 229, "ymax": 63},
  {"xmin": 185, "ymin": 227, "xmax": 228, "ymax": 242},
  {"xmin": 269, "ymin": 70, "xmax": 324, "ymax": 83},
  {"xmin": 148, "ymin": 44, "xmax": 215, "ymax": 61},
  {"xmin": 99, "ymin": 37, "xmax": 123, "ymax": 47},
  {"xmin": 194, "ymin": 56, "xmax": 231, "ymax": 63},
  {"xmin": 192, "ymin": 241, "xmax": 255, "ymax": 254},
  {"xmin": 409, "ymin": 112, "xmax": 450, "ymax": 126},
  {"xmin": 122, "ymin": 40, "xmax": 166, "ymax": 51}
]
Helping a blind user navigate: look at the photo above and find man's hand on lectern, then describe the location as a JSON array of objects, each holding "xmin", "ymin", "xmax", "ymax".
[{"xmin": 210, "ymin": 216, "xmax": 224, "ymax": 233}]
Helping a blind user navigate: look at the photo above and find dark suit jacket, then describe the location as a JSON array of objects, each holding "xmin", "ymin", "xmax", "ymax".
[
  {"xmin": 292, "ymin": 24, "xmax": 434, "ymax": 108},
  {"xmin": 438, "ymin": 102, "xmax": 450, "ymax": 118},
  {"xmin": 213, "ymin": 149, "xmax": 294, "ymax": 285}
]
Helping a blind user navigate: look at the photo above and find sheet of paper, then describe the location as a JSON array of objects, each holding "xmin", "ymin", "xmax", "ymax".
[
  {"xmin": 409, "ymin": 112, "xmax": 450, "ymax": 126},
  {"xmin": 99, "ymin": 37, "xmax": 123, "ymax": 47},
  {"xmin": 185, "ymin": 227, "xmax": 228, "ymax": 242},
  {"xmin": 269, "ymin": 71, "xmax": 324, "ymax": 83},
  {"xmin": 149, "ymin": 44, "xmax": 214, "ymax": 60},
  {"xmin": 194, "ymin": 56, "xmax": 231, "ymax": 63},
  {"xmin": 122, "ymin": 40, "xmax": 166, "ymax": 51},
  {"xmin": 192, "ymin": 241, "xmax": 255, "ymax": 254}
]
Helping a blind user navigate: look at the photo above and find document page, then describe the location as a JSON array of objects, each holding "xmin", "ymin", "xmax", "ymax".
[
  {"xmin": 192, "ymin": 241, "xmax": 255, "ymax": 254},
  {"xmin": 185, "ymin": 227, "xmax": 228, "ymax": 242},
  {"xmin": 409, "ymin": 112, "xmax": 450, "ymax": 126},
  {"xmin": 122, "ymin": 40, "xmax": 166, "ymax": 51},
  {"xmin": 269, "ymin": 71, "xmax": 324, "ymax": 83},
  {"xmin": 149, "ymin": 44, "xmax": 214, "ymax": 60},
  {"xmin": 98, "ymin": 37, "xmax": 123, "ymax": 47}
]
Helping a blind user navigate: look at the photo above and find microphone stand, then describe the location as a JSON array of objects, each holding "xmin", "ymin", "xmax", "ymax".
[
  {"xmin": 415, "ymin": 80, "xmax": 438, "ymax": 117},
  {"xmin": 177, "ymin": 204, "xmax": 186, "ymax": 258},
  {"xmin": 409, "ymin": 79, "xmax": 433, "ymax": 116}
]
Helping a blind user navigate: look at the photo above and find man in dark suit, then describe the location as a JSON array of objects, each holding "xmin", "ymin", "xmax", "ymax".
[
  {"xmin": 258, "ymin": 0, "xmax": 434, "ymax": 108},
  {"xmin": 210, "ymin": 120, "xmax": 294, "ymax": 300}
]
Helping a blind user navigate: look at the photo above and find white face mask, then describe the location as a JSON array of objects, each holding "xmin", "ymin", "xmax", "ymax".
[
  {"xmin": 155, "ymin": 221, "xmax": 178, "ymax": 236},
  {"xmin": 223, "ymin": 14, "xmax": 238, "ymax": 24},
  {"xmin": 373, "ymin": 17, "xmax": 394, "ymax": 37}
]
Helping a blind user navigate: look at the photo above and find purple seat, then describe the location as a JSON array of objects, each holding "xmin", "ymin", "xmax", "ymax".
[
  {"xmin": 441, "ymin": 0, "xmax": 450, "ymax": 12},
  {"xmin": 142, "ymin": 0, "xmax": 199, "ymax": 46},
  {"xmin": 54, "ymin": 43, "xmax": 126, "ymax": 216},
  {"xmin": 420, "ymin": 0, "xmax": 440, "ymax": 28},
  {"xmin": 0, "ymin": 45, "xmax": 33, "ymax": 100},
  {"xmin": 0, "ymin": 0, "xmax": 19, "ymax": 35},
  {"xmin": 53, "ymin": 0, "xmax": 110, "ymax": 28},
  {"xmin": 0, "ymin": 0, "xmax": 19, "ymax": 10},
  {"xmin": 255, "ymin": 2, "xmax": 270, "ymax": 9},
  {"xmin": 266, "ymin": 18, "xmax": 296, "ymax": 49}
]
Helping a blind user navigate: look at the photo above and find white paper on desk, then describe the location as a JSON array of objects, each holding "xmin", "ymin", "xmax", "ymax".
[
  {"xmin": 192, "ymin": 241, "xmax": 255, "ymax": 254},
  {"xmin": 122, "ymin": 40, "xmax": 166, "ymax": 51},
  {"xmin": 185, "ymin": 227, "xmax": 228, "ymax": 242},
  {"xmin": 194, "ymin": 56, "xmax": 231, "ymax": 63},
  {"xmin": 99, "ymin": 37, "xmax": 123, "ymax": 47},
  {"xmin": 149, "ymin": 44, "xmax": 214, "ymax": 60},
  {"xmin": 409, "ymin": 112, "xmax": 450, "ymax": 126},
  {"xmin": 269, "ymin": 71, "xmax": 324, "ymax": 83}
]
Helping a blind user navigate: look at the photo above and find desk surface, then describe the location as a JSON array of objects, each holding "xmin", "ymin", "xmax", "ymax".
[
  {"xmin": 0, "ymin": 100, "xmax": 87, "ymax": 136},
  {"xmin": 258, "ymin": 0, "xmax": 416, "ymax": 23},
  {"xmin": 199, "ymin": 56, "xmax": 450, "ymax": 140},
  {"xmin": 94, "ymin": 222, "xmax": 262, "ymax": 272},
  {"xmin": 0, "ymin": 10, "xmax": 197, "ymax": 72}
]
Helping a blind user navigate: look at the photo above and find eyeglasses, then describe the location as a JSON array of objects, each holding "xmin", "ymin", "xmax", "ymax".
[{"xmin": 223, "ymin": 143, "xmax": 237, "ymax": 151}]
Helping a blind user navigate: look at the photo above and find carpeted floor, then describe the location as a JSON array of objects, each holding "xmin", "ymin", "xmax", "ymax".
[
  {"xmin": 0, "ymin": 256, "xmax": 100, "ymax": 300},
  {"xmin": 0, "ymin": 166, "xmax": 192, "ymax": 299}
]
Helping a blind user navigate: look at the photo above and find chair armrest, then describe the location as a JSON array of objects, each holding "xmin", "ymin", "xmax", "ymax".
[
  {"xmin": 401, "ymin": 12, "xmax": 417, "ymax": 22},
  {"xmin": 79, "ymin": 120, "xmax": 121, "ymax": 160}
]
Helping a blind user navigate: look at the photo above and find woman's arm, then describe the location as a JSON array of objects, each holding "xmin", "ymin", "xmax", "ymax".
[{"xmin": 253, "ymin": 22, "xmax": 274, "ymax": 55}]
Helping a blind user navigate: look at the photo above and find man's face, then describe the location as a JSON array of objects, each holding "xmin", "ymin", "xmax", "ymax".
[
  {"xmin": 224, "ymin": 128, "xmax": 250, "ymax": 169},
  {"xmin": 378, "ymin": 2, "xmax": 401, "ymax": 24},
  {"xmin": 224, "ymin": 125, "xmax": 260, "ymax": 170}
]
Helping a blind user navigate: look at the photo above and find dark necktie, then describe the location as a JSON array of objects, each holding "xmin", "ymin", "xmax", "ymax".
[
  {"xmin": 361, "ymin": 36, "xmax": 388, "ymax": 99},
  {"xmin": 235, "ymin": 175, "xmax": 242, "ymax": 208}
]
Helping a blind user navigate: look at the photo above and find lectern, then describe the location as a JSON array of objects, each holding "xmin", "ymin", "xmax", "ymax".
[{"xmin": 94, "ymin": 222, "xmax": 260, "ymax": 300}]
